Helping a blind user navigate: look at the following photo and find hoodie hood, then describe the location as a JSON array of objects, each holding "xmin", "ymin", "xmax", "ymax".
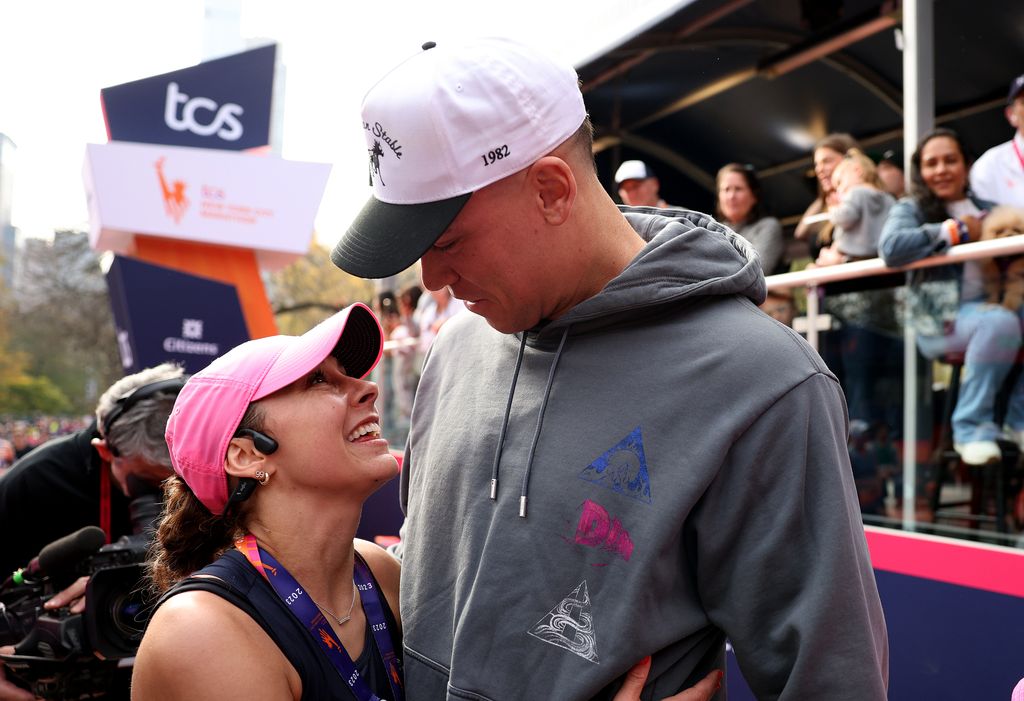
[
  {"xmin": 534, "ymin": 207, "xmax": 767, "ymax": 343},
  {"xmin": 484, "ymin": 207, "xmax": 768, "ymax": 516}
]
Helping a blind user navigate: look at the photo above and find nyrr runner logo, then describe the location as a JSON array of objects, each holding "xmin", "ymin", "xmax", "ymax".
[
  {"xmin": 155, "ymin": 157, "xmax": 189, "ymax": 224},
  {"xmin": 154, "ymin": 160, "xmax": 271, "ymax": 226}
]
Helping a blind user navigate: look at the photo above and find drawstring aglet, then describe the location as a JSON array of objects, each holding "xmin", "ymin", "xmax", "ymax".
[
  {"xmin": 519, "ymin": 495, "xmax": 528, "ymax": 518},
  {"xmin": 490, "ymin": 479, "xmax": 498, "ymax": 500}
]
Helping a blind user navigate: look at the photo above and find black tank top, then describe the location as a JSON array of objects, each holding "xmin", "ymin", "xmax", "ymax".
[{"xmin": 157, "ymin": 548, "xmax": 402, "ymax": 700}]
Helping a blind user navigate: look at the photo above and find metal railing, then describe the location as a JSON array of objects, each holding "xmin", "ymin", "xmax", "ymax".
[{"xmin": 766, "ymin": 236, "xmax": 1024, "ymax": 542}]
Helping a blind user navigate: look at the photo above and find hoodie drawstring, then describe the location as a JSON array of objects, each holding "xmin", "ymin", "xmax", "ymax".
[
  {"xmin": 489, "ymin": 333, "xmax": 527, "ymax": 501},
  {"xmin": 518, "ymin": 327, "xmax": 569, "ymax": 518},
  {"xmin": 488, "ymin": 327, "xmax": 570, "ymax": 518}
]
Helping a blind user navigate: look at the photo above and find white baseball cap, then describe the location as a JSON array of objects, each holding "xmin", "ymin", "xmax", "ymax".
[
  {"xmin": 332, "ymin": 37, "xmax": 587, "ymax": 279},
  {"xmin": 614, "ymin": 160, "xmax": 656, "ymax": 185}
]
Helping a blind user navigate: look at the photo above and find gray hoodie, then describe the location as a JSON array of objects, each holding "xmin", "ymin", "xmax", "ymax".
[
  {"xmin": 831, "ymin": 186, "xmax": 895, "ymax": 259},
  {"xmin": 399, "ymin": 208, "xmax": 888, "ymax": 700}
]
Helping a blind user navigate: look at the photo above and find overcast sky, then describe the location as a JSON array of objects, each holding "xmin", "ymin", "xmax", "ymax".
[{"xmin": 0, "ymin": 0, "xmax": 685, "ymax": 247}]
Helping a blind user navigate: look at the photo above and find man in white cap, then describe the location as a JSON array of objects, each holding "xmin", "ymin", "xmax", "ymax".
[
  {"xmin": 614, "ymin": 159, "xmax": 669, "ymax": 208},
  {"xmin": 332, "ymin": 37, "xmax": 887, "ymax": 700},
  {"xmin": 971, "ymin": 73, "xmax": 1024, "ymax": 206}
]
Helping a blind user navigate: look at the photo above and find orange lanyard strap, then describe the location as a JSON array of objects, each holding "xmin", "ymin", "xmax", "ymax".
[{"xmin": 234, "ymin": 533, "xmax": 273, "ymax": 581}]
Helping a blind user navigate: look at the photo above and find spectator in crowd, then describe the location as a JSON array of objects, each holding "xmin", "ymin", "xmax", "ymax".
[
  {"xmin": 374, "ymin": 291, "xmax": 402, "ymax": 442},
  {"xmin": 417, "ymin": 286, "xmax": 464, "ymax": 354},
  {"xmin": 878, "ymin": 128, "xmax": 1008, "ymax": 465},
  {"xmin": 970, "ymin": 73, "xmax": 1024, "ymax": 206},
  {"xmin": 0, "ymin": 439, "xmax": 14, "ymax": 477},
  {"xmin": 715, "ymin": 163, "xmax": 784, "ymax": 274},
  {"xmin": 814, "ymin": 148, "xmax": 895, "ymax": 266},
  {"xmin": 795, "ymin": 133, "xmax": 860, "ymax": 260},
  {"xmin": 330, "ymin": 37, "xmax": 887, "ymax": 700},
  {"xmin": 876, "ymin": 149, "xmax": 906, "ymax": 198},
  {"xmin": 390, "ymin": 285, "xmax": 423, "ymax": 437},
  {"xmin": 375, "ymin": 290, "xmax": 399, "ymax": 328},
  {"xmin": 614, "ymin": 159, "xmax": 669, "ymax": 208},
  {"xmin": 397, "ymin": 286, "xmax": 422, "ymax": 340},
  {"xmin": 133, "ymin": 305, "xmax": 406, "ymax": 701},
  {"xmin": 807, "ymin": 148, "xmax": 899, "ymax": 430},
  {"xmin": 10, "ymin": 423, "xmax": 34, "ymax": 461}
]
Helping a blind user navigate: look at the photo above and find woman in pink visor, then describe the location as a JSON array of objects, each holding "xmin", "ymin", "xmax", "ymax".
[{"xmin": 132, "ymin": 304, "xmax": 404, "ymax": 701}]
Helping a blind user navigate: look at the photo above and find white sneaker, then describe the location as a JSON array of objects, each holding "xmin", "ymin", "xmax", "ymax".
[{"xmin": 953, "ymin": 440, "xmax": 1002, "ymax": 465}]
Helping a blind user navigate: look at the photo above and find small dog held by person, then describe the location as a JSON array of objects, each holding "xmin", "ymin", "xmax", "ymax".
[{"xmin": 978, "ymin": 206, "xmax": 1024, "ymax": 312}]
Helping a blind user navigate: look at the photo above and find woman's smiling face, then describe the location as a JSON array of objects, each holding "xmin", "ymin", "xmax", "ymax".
[{"xmin": 919, "ymin": 135, "xmax": 968, "ymax": 202}]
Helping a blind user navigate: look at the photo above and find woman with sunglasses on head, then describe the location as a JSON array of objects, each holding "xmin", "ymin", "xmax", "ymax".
[{"xmin": 131, "ymin": 304, "xmax": 404, "ymax": 701}]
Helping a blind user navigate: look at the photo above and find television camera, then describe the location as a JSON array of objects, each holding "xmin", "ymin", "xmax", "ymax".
[{"xmin": 0, "ymin": 494, "xmax": 159, "ymax": 699}]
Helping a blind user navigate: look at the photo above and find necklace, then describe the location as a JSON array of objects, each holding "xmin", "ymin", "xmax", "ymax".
[{"xmin": 310, "ymin": 582, "xmax": 359, "ymax": 626}]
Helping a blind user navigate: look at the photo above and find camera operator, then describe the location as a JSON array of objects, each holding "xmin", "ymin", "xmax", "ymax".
[{"xmin": 0, "ymin": 363, "xmax": 185, "ymax": 700}]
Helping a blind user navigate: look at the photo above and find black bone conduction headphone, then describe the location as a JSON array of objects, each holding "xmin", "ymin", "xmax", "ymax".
[
  {"xmin": 102, "ymin": 376, "xmax": 189, "ymax": 455},
  {"xmin": 234, "ymin": 428, "xmax": 278, "ymax": 455},
  {"xmin": 222, "ymin": 428, "xmax": 280, "ymax": 515}
]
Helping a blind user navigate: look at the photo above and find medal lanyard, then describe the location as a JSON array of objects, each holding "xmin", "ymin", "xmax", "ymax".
[
  {"xmin": 1013, "ymin": 138, "xmax": 1024, "ymax": 174},
  {"xmin": 236, "ymin": 535, "xmax": 404, "ymax": 701}
]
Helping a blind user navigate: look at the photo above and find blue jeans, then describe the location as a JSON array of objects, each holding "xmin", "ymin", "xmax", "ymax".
[{"xmin": 936, "ymin": 302, "xmax": 1024, "ymax": 443}]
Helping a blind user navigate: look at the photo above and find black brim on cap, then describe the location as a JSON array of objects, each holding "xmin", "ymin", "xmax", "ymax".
[
  {"xmin": 331, "ymin": 193, "xmax": 472, "ymax": 279},
  {"xmin": 332, "ymin": 304, "xmax": 383, "ymax": 379}
]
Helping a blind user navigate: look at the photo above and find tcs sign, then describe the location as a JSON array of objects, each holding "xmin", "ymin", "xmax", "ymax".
[
  {"xmin": 164, "ymin": 82, "xmax": 244, "ymax": 141},
  {"xmin": 101, "ymin": 44, "xmax": 275, "ymax": 152}
]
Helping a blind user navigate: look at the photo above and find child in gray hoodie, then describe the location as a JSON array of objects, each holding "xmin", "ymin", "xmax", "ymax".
[{"xmin": 815, "ymin": 148, "xmax": 896, "ymax": 265}]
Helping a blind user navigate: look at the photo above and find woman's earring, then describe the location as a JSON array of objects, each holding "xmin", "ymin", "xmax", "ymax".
[{"xmin": 255, "ymin": 470, "xmax": 270, "ymax": 486}]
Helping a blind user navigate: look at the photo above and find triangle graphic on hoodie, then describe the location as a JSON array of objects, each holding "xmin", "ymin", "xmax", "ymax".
[
  {"xmin": 527, "ymin": 580, "xmax": 599, "ymax": 664},
  {"xmin": 578, "ymin": 426, "xmax": 652, "ymax": 504}
]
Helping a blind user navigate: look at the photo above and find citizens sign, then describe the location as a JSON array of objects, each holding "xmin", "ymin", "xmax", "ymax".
[
  {"xmin": 106, "ymin": 256, "xmax": 249, "ymax": 374},
  {"xmin": 101, "ymin": 44, "xmax": 276, "ymax": 151}
]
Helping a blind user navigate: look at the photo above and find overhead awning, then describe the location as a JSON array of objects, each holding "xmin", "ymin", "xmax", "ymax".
[{"xmin": 576, "ymin": 0, "xmax": 1021, "ymax": 226}]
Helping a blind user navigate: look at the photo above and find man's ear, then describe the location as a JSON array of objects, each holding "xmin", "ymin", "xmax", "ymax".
[
  {"xmin": 224, "ymin": 437, "xmax": 269, "ymax": 480},
  {"xmin": 91, "ymin": 437, "xmax": 113, "ymax": 463},
  {"xmin": 529, "ymin": 156, "xmax": 577, "ymax": 225},
  {"xmin": 1008, "ymin": 105, "xmax": 1019, "ymax": 129}
]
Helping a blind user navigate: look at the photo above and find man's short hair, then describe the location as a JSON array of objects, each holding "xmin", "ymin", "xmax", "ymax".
[
  {"xmin": 96, "ymin": 363, "xmax": 185, "ymax": 468},
  {"xmin": 567, "ymin": 116, "xmax": 597, "ymax": 174}
]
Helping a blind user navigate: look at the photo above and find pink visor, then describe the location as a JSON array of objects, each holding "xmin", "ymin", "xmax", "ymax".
[{"xmin": 165, "ymin": 303, "xmax": 384, "ymax": 514}]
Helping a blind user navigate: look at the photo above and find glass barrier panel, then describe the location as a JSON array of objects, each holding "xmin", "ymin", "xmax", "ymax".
[{"xmin": 776, "ymin": 251, "xmax": 1024, "ymax": 548}]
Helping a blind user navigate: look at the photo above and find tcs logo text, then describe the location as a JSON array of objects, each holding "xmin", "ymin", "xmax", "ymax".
[{"xmin": 164, "ymin": 82, "xmax": 244, "ymax": 141}]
